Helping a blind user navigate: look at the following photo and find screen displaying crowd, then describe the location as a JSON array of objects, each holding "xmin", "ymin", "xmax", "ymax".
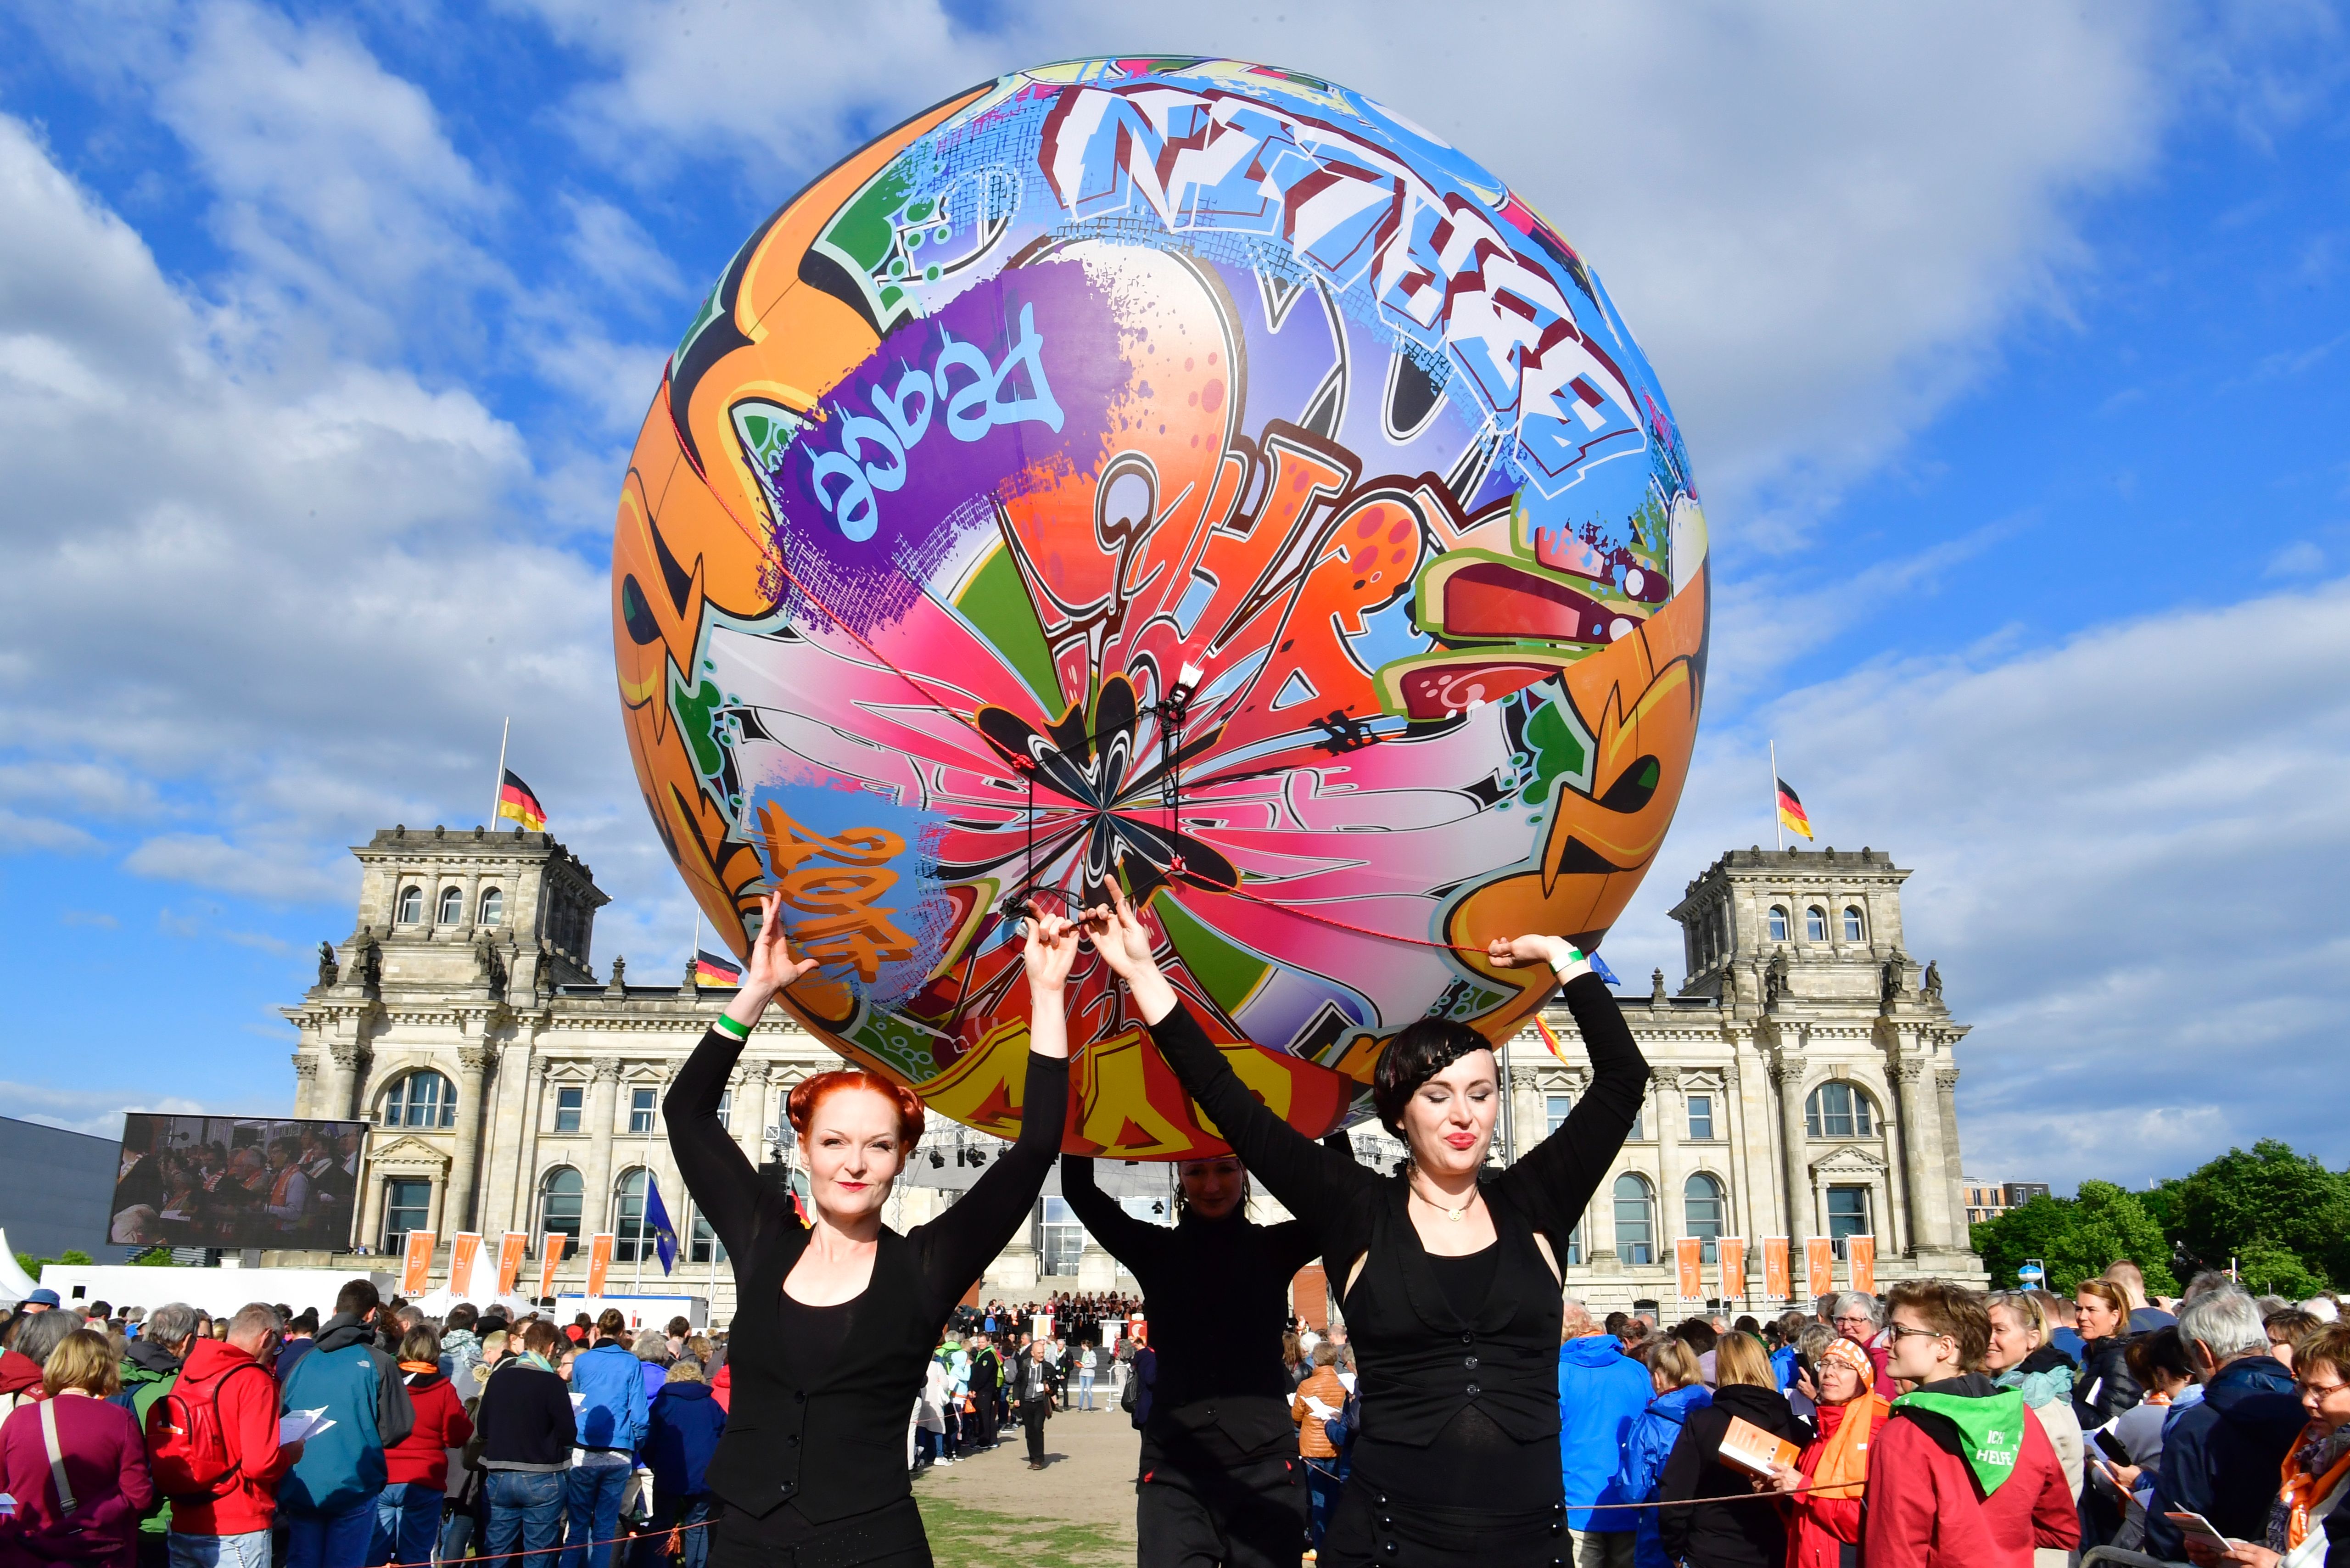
[{"xmin": 109, "ymin": 1114, "xmax": 365, "ymax": 1251}]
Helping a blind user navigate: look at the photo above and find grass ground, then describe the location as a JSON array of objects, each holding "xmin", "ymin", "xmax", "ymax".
[{"xmin": 914, "ymin": 1492, "xmax": 1133, "ymax": 1568}]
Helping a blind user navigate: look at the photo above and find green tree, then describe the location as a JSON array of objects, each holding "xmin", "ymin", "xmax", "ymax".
[
  {"xmin": 129, "ymin": 1246, "xmax": 177, "ymax": 1267},
  {"xmin": 2167, "ymin": 1140, "xmax": 2350, "ymax": 1290},
  {"xmin": 1970, "ymin": 1183, "xmax": 2177, "ymax": 1294},
  {"xmin": 57, "ymin": 1250, "xmax": 93, "ymax": 1267}
]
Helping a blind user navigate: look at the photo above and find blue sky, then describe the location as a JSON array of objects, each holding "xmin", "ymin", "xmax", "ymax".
[{"xmin": 0, "ymin": 2, "xmax": 2344, "ymax": 1190}]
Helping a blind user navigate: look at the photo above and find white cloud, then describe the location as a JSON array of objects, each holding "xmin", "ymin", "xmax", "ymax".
[
  {"xmin": 0, "ymin": 1081, "xmax": 239, "ymax": 1139},
  {"xmin": 1603, "ymin": 574, "xmax": 2350, "ymax": 1188},
  {"xmin": 0, "ymin": 810, "xmax": 100, "ymax": 853},
  {"xmin": 521, "ymin": 0, "xmax": 2177, "ymax": 535}
]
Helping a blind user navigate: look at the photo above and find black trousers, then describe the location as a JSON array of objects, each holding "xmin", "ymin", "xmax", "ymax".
[
  {"xmin": 1320, "ymin": 1476, "xmax": 1564, "ymax": 1568},
  {"xmin": 1022, "ymin": 1399, "xmax": 1048, "ymax": 1463},
  {"xmin": 1136, "ymin": 1455, "xmax": 1308, "ymax": 1568}
]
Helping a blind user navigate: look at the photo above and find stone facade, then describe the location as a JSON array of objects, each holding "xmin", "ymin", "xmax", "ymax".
[{"xmin": 281, "ymin": 829, "xmax": 1981, "ymax": 1314}]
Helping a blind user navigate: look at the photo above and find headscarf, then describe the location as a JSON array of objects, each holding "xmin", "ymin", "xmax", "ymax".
[{"xmin": 1809, "ymin": 1338, "xmax": 1888, "ymax": 1498}]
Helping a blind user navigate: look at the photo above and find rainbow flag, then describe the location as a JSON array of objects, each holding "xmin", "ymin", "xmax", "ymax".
[
  {"xmin": 1776, "ymin": 777, "xmax": 1813, "ymax": 841},
  {"xmin": 692, "ymin": 949, "xmax": 744, "ymax": 986},
  {"xmin": 496, "ymin": 769, "xmax": 546, "ymax": 832}
]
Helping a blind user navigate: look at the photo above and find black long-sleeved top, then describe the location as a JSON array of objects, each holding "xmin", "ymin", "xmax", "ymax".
[
  {"xmin": 1147, "ymin": 972, "xmax": 1645, "ymax": 1506},
  {"xmin": 665, "ymin": 1025, "xmax": 1067, "ymax": 1527},
  {"xmin": 1062, "ymin": 1155, "xmax": 1319, "ymax": 1467}
]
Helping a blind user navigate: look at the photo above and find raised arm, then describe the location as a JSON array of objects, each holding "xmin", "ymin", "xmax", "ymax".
[
  {"xmin": 914, "ymin": 910, "xmax": 1081, "ymax": 1317},
  {"xmin": 663, "ymin": 890, "xmax": 817, "ymax": 1262},
  {"xmin": 1059, "ymin": 1156, "xmax": 1162, "ymax": 1275},
  {"xmin": 1087, "ymin": 888, "xmax": 1373, "ymax": 1231},
  {"xmin": 1492, "ymin": 964, "xmax": 1650, "ymax": 1243}
]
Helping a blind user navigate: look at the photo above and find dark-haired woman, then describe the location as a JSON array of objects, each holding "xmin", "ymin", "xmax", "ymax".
[
  {"xmin": 1062, "ymin": 1148, "xmax": 1321, "ymax": 1567},
  {"xmin": 665, "ymin": 890, "xmax": 1081, "ymax": 1568},
  {"xmin": 1084, "ymin": 889, "xmax": 1647, "ymax": 1568}
]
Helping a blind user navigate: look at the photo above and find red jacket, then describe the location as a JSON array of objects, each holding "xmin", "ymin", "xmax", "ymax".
[
  {"xmin": 166, "ymin": 1339, "xmax": 295, "ymax": 1538},
  {"xmin": 1785, "ymin": 1400, "xmax": 1868, "ymax": 1568},
  {"xmin": 0, "ymin": 1393, "xmax": 155, "ymax": 1567},
  {"xmin": 710, "ymin": 1363, "xmax": 730, "ymax": 1414},
  {"xmin": 383, "ymin": 1368, "xmax": 474, "ymax": 1492},
  {"xmin": 0, "ymin": 1350, "xmax": 45, "ymax": 1404},
  {"xmin": 1862, "ymin": 1378, "xmax": 2079, "ymax": 1568}
]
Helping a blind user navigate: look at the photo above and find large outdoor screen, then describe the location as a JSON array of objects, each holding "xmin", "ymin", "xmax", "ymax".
[{"xmin": 110, "ymin": 1115, "xmax": 366, "ymax": 1251}]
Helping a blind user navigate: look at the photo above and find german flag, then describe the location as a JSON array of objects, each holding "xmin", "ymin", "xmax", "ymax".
[
  {"xmin": 1776, "ymin": 777, "xmax": 1814, "ymax": 841},
  {"xmin": 692, "ymin": 949, "xmax": 744, "ymax": 987},
  {"xmin": 496, "ymin": 769, "xmax": 547, "ymax": 832}
]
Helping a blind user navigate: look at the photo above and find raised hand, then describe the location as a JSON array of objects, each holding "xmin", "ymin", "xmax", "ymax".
[
  {"xmin": 724, "ymin": 890, "xmax": 820, "ymax": 1031},
  {"xmin": 1486, "ymin": 932, "xmax": 1589, "ymax": 981},
  {"xmin": 1023, "ymin": 910, "xmax": 1083, "ymax": 995},
  {"xmin": 1083, "ymin": 884, "xmax": 1181, "ymax": 1025}
]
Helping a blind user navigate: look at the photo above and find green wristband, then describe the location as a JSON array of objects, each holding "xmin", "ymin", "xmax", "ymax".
[
  {"xmin": 1551, "ymin": 946, "xmax": 1585, "ymax": 978},
  {"xmin": 715, "ymin": 1014, "xmax": 751, "ymax": 1042}
]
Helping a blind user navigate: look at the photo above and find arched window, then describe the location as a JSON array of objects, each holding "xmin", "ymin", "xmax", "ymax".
[
  {"xmin": 538, "ymin": 1167, "xmax": 583, "ymax": 1246},
  {"xmin": 614, "ymin": 1168, "xmax": 654, "ymax": 1262},
  {"xmin": 1684, "ymin": 1173, "xmax": 1726, "ymax": 1264},
  {"xmin": 479, "ymin": 887, "xmax": 504, "ymax": 925},
  {"xmin": 437, "ymin": 885, "xmax": 464, "ymax": 924},
  {"xmin": 1767, "ymin": 906, "xmax": 1789, "ymax": 942},
  {"xmin": 396, "ymin": 885, "xmax": 423, "ymax": 924},
  {"xmin": 1805, "ymin": 1081, "xmax": 1876, "ymax": 1139},
  {"xmin": 1842, "ymin": 905, "xmax": 1862, "ymax": 940},
  {"xmin": 380, "ymin": 1070, "xmax": 455, "ymax": 1129},
  {"xmin": 1613, "ymin": 1173, "xmax": 1655, "ymax": 1266},
  {"xmin": 1805, "ymin": 906, "xmax": 1828, "ymax": 941}
]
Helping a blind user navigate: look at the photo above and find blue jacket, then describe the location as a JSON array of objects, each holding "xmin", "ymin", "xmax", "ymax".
[
  {"xmin": 1770, "ymin": 1343, "xmax": 1799, "ymax": 1393},
  {"xmin": 280, "ymin": 1313, "xmax": 416, "ymax": 1517},
  {"xmin": 2144, "ymin": 1354, "xmax": 2307, "ymax": 1560},
  {"xmin": 643, "ymin": 1380, "xmax": 726, "ymax": 1500},
  {"xmin": 570, "ymin": 1341, "xmax": 650, "ymax": 1454},
  {"xmin": 1620, "ymin": 1383, "xmax": 1710, "ymax": 1568},
  {"xmin": 1558, "ymin": 1335, "xmax": 1655, "ymax": 1530}
]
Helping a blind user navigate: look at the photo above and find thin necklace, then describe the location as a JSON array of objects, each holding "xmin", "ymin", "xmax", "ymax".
[{"xmin": 1409, "ymin": 1167, "xmax": 1477, "ymax": 1222}]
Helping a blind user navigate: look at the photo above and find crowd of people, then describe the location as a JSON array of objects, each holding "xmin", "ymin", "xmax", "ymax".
[
  {"xmin": 0, "ymin": 1283, "xmax": 736, "ymax": 1568},
  {"xmin": 1528, "ymin": 1271, "xmax": 2350, "ymax": 1568}
]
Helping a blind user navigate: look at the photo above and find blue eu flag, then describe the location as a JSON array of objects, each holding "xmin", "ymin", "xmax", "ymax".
[{"xmin": 644, "ymin": 1175, "xmax": 678, "ymax": 1276}]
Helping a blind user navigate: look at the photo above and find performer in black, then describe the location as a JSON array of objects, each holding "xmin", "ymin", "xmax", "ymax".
[
  {"xmin": 1085, "ymin": 888, "xmax": 1647, "ymax": 1568},
  {"xmin": 1062, "ymin": 1148, "xmax": 1318, "ymax": 1567},
  {"xmin": 666, "ymin": 890, "xmax": 1082, "ymax": 1568}
]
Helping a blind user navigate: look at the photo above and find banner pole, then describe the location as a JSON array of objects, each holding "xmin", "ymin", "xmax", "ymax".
[
  {"xmin": 1770, "ymin": 739, "xmax": 1782, "ymax": 852},
  {"xmin": 490, "ymin": 717, "xmax": 510, "ymax": 830}
]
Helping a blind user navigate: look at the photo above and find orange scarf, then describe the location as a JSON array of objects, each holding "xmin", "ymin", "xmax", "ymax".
[
  {"xmin": 1811, "ymin": 1393, "xmax": 1890, "ymax": 1497},
  {"xmin": 2280, "ymin": 1422, "xmax": 2350, "ymax": 1551}
]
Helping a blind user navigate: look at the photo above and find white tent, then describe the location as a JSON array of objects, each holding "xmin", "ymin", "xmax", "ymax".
[{"xmin": 0, "ymin": 1230, "xmax": 44, "ymax": 1302}]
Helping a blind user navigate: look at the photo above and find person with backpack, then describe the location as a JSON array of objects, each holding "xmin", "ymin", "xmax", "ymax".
[
  {"xmin": 279, "ymin": 1280, "xmax": 417, "ymax": 1568},
  {"xmin": 0, "ymin": 1328, "xmax": 157, "ymax": 1567},
  {"xmin": 564, "ymin": 1309, "xmax": 650, "ymax": 1568},
  {"xmin": 638, "ymin": 1359, "xmax": 725, "ymax": 1568},
  {"xmin": 116, "ymin": 1302, "xmax": 200, "ymax": 1568},
  {"xmin": 371, "ymin": 1325, "xmax": 474, "ymax": 1567},
  {"xmin": 153, "ymin": 1302, "xmax": 301, "ymax": 1568}
]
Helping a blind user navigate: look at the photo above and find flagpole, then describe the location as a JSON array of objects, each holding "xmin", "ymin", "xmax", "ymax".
[
  {"xmin": 1770, "ymin": 739, "xmax": 1782, "ymax": 852},
  {"xmin": 635, "ymin": 1077, "xmax": 655, "ymax": 1293},
  {"xmin": 489, "ymin": 717, "xmax": 510, "ymax": 830}
]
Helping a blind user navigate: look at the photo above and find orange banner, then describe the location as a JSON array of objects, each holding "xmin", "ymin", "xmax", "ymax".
[
  {"xmin": 448, "ymin": 1233, "xmax": 482, "ymax": 1300},
  {"xmin": 537, "ymin": 1232, "xmax": 570, "ymax": 1301},
  {"xmin": 585, "ymin": 1233, "xmax": 615, "ymax": 1298},
  {"xmin": 1675, "ymin": 1237, "xmax": 1705, "ymax": 1301},
  {"xmin": 496, "ymin": 1232, "xmax": 529, "ymax": 1296},
  {"xmin": 1847, "ymin": 1234, "xmax": 1877, "ymax": 1296},
  {"xmin": 1805, "ymin": 1237, "xmax": 1835, "ymax": 1302},
  {"xmin": 400, "ymin": 1230, "xmax": 436, "ymax": 1297},
  {"xmin": 1718, "ymin": 1237, "xmax": 1747, "ymax": 1302},
  {"xmin": 1762, "ymin": 1238, "xmax": 1790, "ymax": 1300}
]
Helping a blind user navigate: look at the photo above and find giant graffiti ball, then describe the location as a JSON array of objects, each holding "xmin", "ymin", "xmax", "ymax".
[{"xmin": 614, "ymin": 58, "xmax": 1710, "ymax": 1157}]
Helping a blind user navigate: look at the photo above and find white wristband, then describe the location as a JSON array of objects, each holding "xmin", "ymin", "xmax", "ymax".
[{"xmin": 1551, "ymin": 946, "xmax": 1585, "ymax": 979}]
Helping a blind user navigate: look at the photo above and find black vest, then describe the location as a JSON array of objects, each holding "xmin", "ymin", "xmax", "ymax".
[
  {"xmin": 1342, "ymin": 1182, "xmax": 1564, "ymax": 1445},
  {"xmin": 700, "ymin": 1223, "xmax": 934, "ymax": 1525}
]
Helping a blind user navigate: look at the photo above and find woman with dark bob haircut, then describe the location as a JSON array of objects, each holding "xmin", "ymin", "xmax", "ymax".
[{"xmin": 1085, "ymin": 886, "xmax": 1647, "ymax": 1568}]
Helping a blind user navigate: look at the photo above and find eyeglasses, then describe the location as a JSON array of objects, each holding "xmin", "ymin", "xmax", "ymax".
[
  {"xmin": 1885, "ymin": 1322, "xmax": 1951, "ymax": 1344},
  {"xmin": 2298, "ymin": 1379, "xmax": 2350, "ymax": 1398}
]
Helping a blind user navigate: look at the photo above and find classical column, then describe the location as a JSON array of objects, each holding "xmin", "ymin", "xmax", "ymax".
[
  {"xmin": 734, "ymin": 1062, "xmax": 773, "ymax": 1172},
  {"xmin": 513, "ymin": 1059, "xmax": 551, "ymax": 1232},
  {"xmin": 1652, "ymin": 1067, "xmax": 1686, "ymax": 1274},
  {"xmin": 1774, "ymin": 1053, "xmax": 1811, "ymax": 1243},
  {"xmin": 1937, "ymin": 1067, "xmax": 1968, "ymax": 1244},
  {"xmin": 1891, "ymin": 1059, "xmax": 1943, "ymax": 1251},
  {"xmin": 582, "ymin": 1058, "xmax": 623, "ymax": 1231},
  {"xmin": 446, "ymin": 1043, "xmax": 495, "ymax": 1234},
  {"xmin": 325, "ymin": 1042, "xmax": 368, "ymax": 1122},
  {"xmin": 357, "ymin": 1159, "xmax": 386, "ymax": 1254},
  {"xmin": 291, "ymin": 1053, "xmax": 319, "ymax": 1120}
]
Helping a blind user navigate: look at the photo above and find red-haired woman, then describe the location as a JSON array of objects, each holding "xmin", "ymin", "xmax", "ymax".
[{"xmin": 666, "ymin": 890, "xmax": 1082, "ymax": 1568}]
